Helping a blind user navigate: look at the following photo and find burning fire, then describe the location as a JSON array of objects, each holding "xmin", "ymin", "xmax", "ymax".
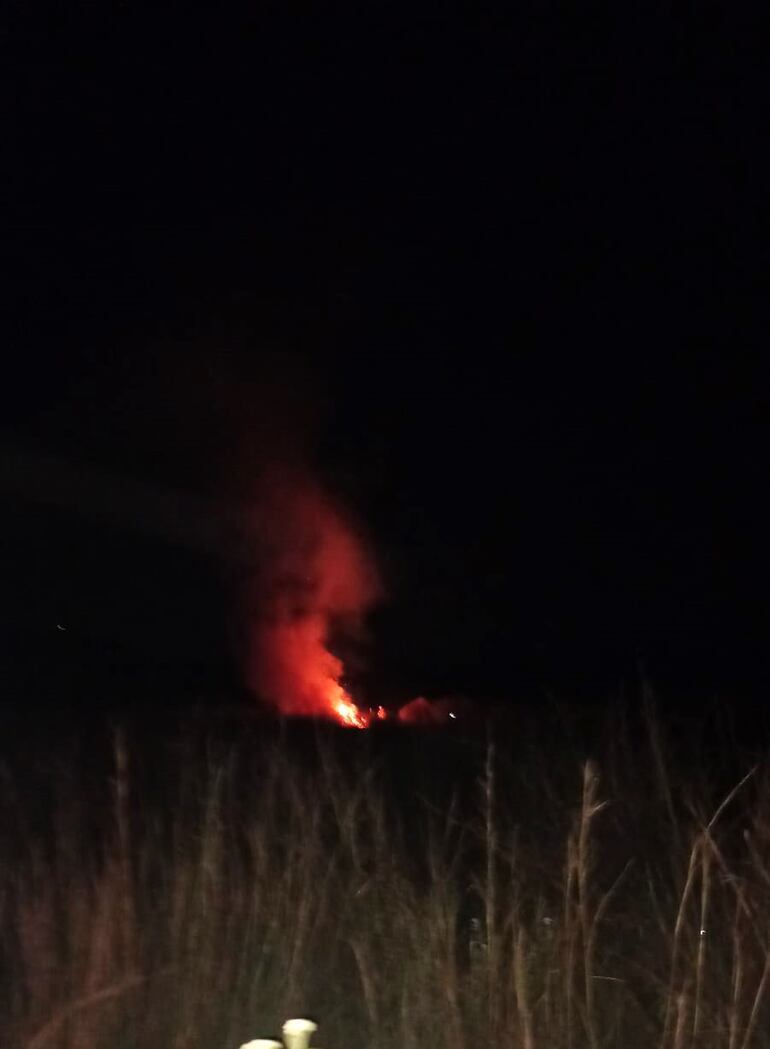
[
  {"xmin": 246, "ymin": 475, "xmax": 383, "ymax": 727},
  {"xmin": 334, "ymin": 697, "xmax": 368, "ymax": 728},
  {"xmin": 244, "ymin": 472, "xmax": 459, "ymax": 729},
  {"xmin": 332, "ymin": 696, "xmax": 387, "ymax": 729}
]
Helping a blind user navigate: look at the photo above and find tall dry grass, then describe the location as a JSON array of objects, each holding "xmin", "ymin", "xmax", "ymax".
[{"xmin": 1, "ymin": 702, "xmax": 769, "ymax": 1049}]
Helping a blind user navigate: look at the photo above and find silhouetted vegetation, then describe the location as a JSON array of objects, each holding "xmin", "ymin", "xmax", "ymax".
[{"xmin": 1, "ymin": 697, "xmax": 769, "ymax": 1048}]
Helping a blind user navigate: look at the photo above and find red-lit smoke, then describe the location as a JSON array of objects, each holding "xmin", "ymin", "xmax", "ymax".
[
  {"xmin": 397, "ymin": 696, "xmax": 464, "ymax": 725},
  {"xmin": 246, "ymin": 474, "xmax": 381, "ymax": 725}
]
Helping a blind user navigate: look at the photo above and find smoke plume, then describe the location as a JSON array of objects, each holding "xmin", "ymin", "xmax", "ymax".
[{"xmin": 245, "ymin": 469, "xmax": 381, "ymax": 721}]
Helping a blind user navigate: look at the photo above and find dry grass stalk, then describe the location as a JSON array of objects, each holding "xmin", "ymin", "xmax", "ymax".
[{"xmin": 1, "ymin": 714, "xmax": 769, "ymax": 1049}]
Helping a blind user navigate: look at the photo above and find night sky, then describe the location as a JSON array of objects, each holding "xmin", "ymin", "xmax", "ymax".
[{"xmin": 3, "ymin": 4, "xmax": 769, "ymax": 717}]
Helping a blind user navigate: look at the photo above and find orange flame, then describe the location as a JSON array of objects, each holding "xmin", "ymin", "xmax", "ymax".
[
  {"xmin": 333, "ymin": 694, "xmax": 369, "ymax": 729},
  {"xmin": 329, "ymin": 678, "xmax": 386, "ymax": 729}
]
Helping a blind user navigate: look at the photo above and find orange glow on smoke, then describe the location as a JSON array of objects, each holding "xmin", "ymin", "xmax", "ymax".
[
  {"xmin": 245, "ymin": 474, "xmax": 463, "ymax": 729},
  {"xmin": 247, "ymin": 476, "xmax": 382, "ymax": 727},
  {"xmin": 397, "ymin": 696, "xmax": 457, "ymax": 725}
]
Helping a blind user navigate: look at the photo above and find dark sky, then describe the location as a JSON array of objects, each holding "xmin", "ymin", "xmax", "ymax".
[{"xmin": 2, "ymin": 4, "xmax": 769, "ymax": 712}]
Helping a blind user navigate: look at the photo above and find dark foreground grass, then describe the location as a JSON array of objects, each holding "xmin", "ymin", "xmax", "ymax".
[{"xmin": 1, "ymin": 697, "xmax": 769, "ymax": 1049}]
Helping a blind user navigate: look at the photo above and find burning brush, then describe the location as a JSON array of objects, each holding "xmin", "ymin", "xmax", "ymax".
[
  {"xmin": 245, "ymin": 474, "xmax": 383, "ymax": 727},
  {"xmin": 245, "ymin": 472, "xmax": 461, "ymax": 729}
]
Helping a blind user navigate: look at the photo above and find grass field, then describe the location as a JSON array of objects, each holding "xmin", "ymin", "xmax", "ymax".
[{"xmin": 1, "ymin": 696, "xmax": 769, "ymax": 1049}]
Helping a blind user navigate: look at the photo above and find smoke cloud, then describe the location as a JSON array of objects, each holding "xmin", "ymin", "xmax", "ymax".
[{"xmin": 244, "ymin": 468, "xmax": 382, "ymax": 720}]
